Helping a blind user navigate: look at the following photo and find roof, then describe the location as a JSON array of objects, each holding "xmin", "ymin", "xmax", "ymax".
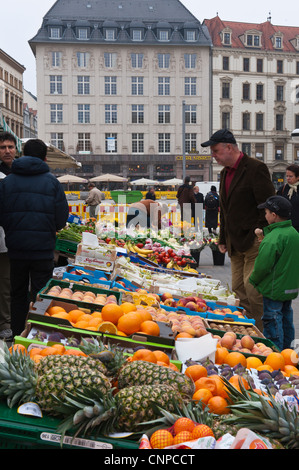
[
  {"xmin": 204, "ymin": 16, "xmax": 299, "ymax": 52},
  {"xmin": 29, "ymin": 0, "xmax": 212, "ymax": 50}
]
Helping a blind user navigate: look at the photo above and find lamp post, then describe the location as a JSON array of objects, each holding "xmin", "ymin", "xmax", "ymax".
[
  {"xmin": 182, "ymin": 100, "xmax": 186, "ymax": 181},
  {"xmin": 291, "ymin": 128, "xmax": 299, "ymax": 163}
]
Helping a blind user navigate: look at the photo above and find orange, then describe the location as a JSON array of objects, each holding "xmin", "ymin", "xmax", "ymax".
[
  {"xmin": 229, "ymin": 375, "xmax": 249, "ymax": 391},
  {"xmin": 74, "ymin": 320, "xmax": 89, "ymax": 329},
  {"xmin": 256, "ymin": 364, "xmax": 273, "ymax": 372},
  {"xmin": 184, "ymin": 364, "xmax": 207, "ymax": 382},
  {"xmin": 101, "ymin": 303, "xmax": 124, "ymax": 325},
  {"xmin": 246, "ymin": 356, "xmax": 263, "ymax": 370},
  {"xmin": 168, "ymin": 362, "xmax": 180, "ymax": 372},
  {"xmin": 281, "ymin": 348, "xmax": 299, "ymax": 366},
  {"xmin": 152, "ymin": 350, "xmax": 170, "ymax": 365},
  {"xmin": 135, "ymin": 309, "xmax": 153, "ymax": 322},
  {"xmin": 173, "ymin": 417, "xmax": 195, "ymax": 435},
  {"xmin": 29, "ymin": 347, "xmax": 43, "ymax": 358},
  {"xmin": 192, "ymin": 424, "xmax": 214, "ymax": 439},
  {"xmin": 284, "ymin": 365, "xmax": 299, "ymax": 376},
  {"xmin": 120, "ymin": 302, "xmax": 137, "ymax": 314},
  {"xmin": 150, "ymin": 430, "xmax": 174, "ymax": 449},
  {"xmin": 224, "ymin": 351, "xmax": 247, "ymax": 368},
  {"xmin": 78, "ymin": 313, "xmax": 92, "ymax": 322},
  {"xmin": 131, "ymin": 348, "xmax": 157, "ymax": 363},
  {"xmin": 68, "ymin": 309, "xmax": 85, "ymax": 323},
  {"xmin": 173, "ymin": 431, "xmax": 193, "ymax": 445},
  {"xmin": 64, "ymin": 349, "xmax": 87, "ymax": 356},
  {"xmin": 91, "ymin": 311, "xmax": 103, "ymax": 319},
  {"xmin": 87, "ymin": 317, "xmax": 102, "ymax": 328},
  {"xmin": 207, "ymin": 396, "xmax": 230, "ymax": 415},
  {"xmin": 264, "ymin": 352, "xmax": 286, "ymax": 371},
  {"xmin": 140, "ymin": 320, "xmax": 160, "ymax": 336},
  {"xmin": 215, "ymin": 347, "xmax": 229, "ymax": 365},
  {"xmin": 194, "ymin": 377, "xmax": 217, "ymax": 395},
  {"xmin": 97, "ymin": 321, "xmax": 118, "ymax": 335},
  {"xmin": 208, "ymin": 374, "xmax": 229, "ymax": 399},
  {"xmin": 46, "ymin": 306, "xmax": 66, "ymax": 316},
  {"xmin": 9, "ymin": 344, "xmax": 27, "ymax": 355},
  {"xmin": 117, "ymin": 312, "xmax": 142, "ymax": 335},
  {"xmin": 175, "ymin": 332, "xmax": 193, "ymax": 340},
  {"xmin": 40, "ymin": 346, "xmax": 59, "ymax": 356},
  {"xmin": 31, "ymin": 354, "xmax": 43, "ymax": 363},
  {"xmin": 51, "ymin": 311, "xmax": 70, "ymax": 320},
  {"xmin": 116, "ymin": 330, "xmax": 127, "ymax": 336},
  {"xmin": 51, "ymin": 344, "xmax": 66, "ymax": 355}
]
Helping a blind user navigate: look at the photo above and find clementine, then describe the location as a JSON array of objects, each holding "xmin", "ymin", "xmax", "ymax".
[
  {"xmin": 194, "ymin": 377, "xmax": 217, "ymax": 394},
  {"xmin": 264, "ymin": 352, "xmax": 286, "ymax": 371},
  {"xmin": 46, "ymin": 306, "xmax": 66, "ymax": 316},
  {"xmin": 207, "ymin": 396, "xmax": 230, "ymax": 415},
  {"xmin": 120, "ymin": 302, "xmax": 137, "ymax": 314},
  {"xmin": 101, "ymin": 303, "xmax": 124, "ymax": 325},
  {"xmin": 140, "ymin": 320, "xmax": 160, "ymax": 336},
  {"xmin": 281, "ymin": 348, "xmax": 299, "ymax": 366},
  {"xmin": 184, "ymin": 364, "xmax": 208, "ymax": 382},
  {"xmin": 152, "ymin": 350, "xmax": 170, "ymax": 365},
  {"xmin": 173, "ymin": 417, "xmax": 195, "ymax": 435},
  {"xmin": 131, "ymin": 348, "xmax": 157, "ymax": 363},
  {"xmin": 224, "ymin": 351, "xmax": 247, "ymax": 368},
  {"xmin": 117, "ymin": 312, "xmax": 142, "ymax": 335},
  {"xmin": 192, "ymin": 388, "xmax": 213, "ymax": 406}
]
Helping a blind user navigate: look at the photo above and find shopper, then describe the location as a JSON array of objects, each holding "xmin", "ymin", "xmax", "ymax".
[
  {"xmin": 250, "ymin": 196, "xmax": 299, "ymax": 350},
  {"xmin": 126, "ymin": 199, "xmax": 166, "ymax": 230},
  {"xmin": 277, "ymin": 164, "xmax": 299, "ymax": 232},
  {"xmin": 145, "ymin": 187, "xmax": 156, "ymax": 201},
  {"xmin": 192, "ymin": 186, "xmax": 204, "ymax": 230},
  {"xmin": 205, "ymin": 185, "xmax": 220, "ymax": 234},
  {"xmin": 0, "ymin": 138, "xmax": 69, "ymax": 337},
  {"xmin": 176, "ymin": 176, "xmax": 196, "ymax": 223},
  {"xmin": 0, "ymin": 132, "xmax": 16, "ymax": 175},
  {"xmin": 85, "ymin": 182, "xmax": 103, "ymax": 218},
  {"xmin": 201, "ymin": 129, "xmax": 275, "ymax": 330}
]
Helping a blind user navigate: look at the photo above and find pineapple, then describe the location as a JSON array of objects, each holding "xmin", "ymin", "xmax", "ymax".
[
  {"xmin": 36, "ymin": 354, "xmax": 107, "ymax": 376},
  {"xmin": 79, "ymin": 337, "xmax": 127, "ymax": 377},
  {"xmin": 117, "ymin": 361, "xmax": 195, "ymax": 398},
  {"xmin": 0, "ymin": 344, "xmax": 111, "ymax": 413}
]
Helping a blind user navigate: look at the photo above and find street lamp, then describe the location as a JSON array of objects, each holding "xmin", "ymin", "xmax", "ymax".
[{"xmin": 291, "ymin": 128, "xmax": 299, "ymax": 142}]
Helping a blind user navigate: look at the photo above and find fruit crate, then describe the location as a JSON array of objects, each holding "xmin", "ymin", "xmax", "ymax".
[
  {"xmin": 0, "ymin": 402, "xmax": 138, "ymax": 449},
  {"xmin": 55, "ymin": 238, "xmax": 78, "ymax": 255},
  {"xmin": 38, "ymin": 279, "xmax": 122, "ymax": 306},
  {"xmin": 205, "ymin": 319, "xmax": 264, "ymax": 338}
]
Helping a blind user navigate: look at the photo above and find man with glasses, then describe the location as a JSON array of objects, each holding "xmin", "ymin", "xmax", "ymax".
[{"xmin": 201, "ymin": 129, "xmax": 275, "ymax": 330}]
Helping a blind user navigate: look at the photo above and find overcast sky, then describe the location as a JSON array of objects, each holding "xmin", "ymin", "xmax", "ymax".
[{"xmin": 1, "ymin": 0, "xmax": 299, "ymax": 96}]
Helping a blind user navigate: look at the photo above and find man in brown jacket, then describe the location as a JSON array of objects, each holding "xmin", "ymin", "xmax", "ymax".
[
  {"xmin": 202, "ymin": 129, "xmax": 275, "ymax": 330},
  {"xmin": 85, "ymin": 183, "xmax": 103, "ymax": 218}
]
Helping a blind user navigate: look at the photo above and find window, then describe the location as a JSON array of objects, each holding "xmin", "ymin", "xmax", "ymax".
[
  {"xmin": 222, "ymin": 82, "xmax": 230, "ymax": 99},
  {"xmin": 104, "ymin": 76, "xmax": 117, "ymax": 95},
  {"xmin": 243, "ymin": 58, "xmax": 250, "ymax": 72},
  {"xmin": 77, "ymin": 52, "xmax": 90, "ymax": 67},
  {"xmin": 276, "ymin": 114, "xmax": 284, "ymax": 131},
  {"xmin": 247, "ymin": 34, "xmax": 253, "ymax": 46},
  {"xmin": 131, "ymin": 76, "xmax": 143, "ymax": 95},
  {"xmin": 255, "ymin": 143, "xmax": 264, "ymax": 161},
  {"xmin": 77, "ymin": 76, "xmax": 90, "ymax": 94},
  {"xmin": 242, "ymin": 112, "xmax": 250, "ymax": 130},
  {"xmin": 186, "ymin": 30, "xmax": 196, "ymax": 41},
  {"xmin": 158, "ymin": 104, "xmax": 170, "ymax": 124},
  {"xmin": 185, "ymin": 104, "xmax": 196, "ymax": 124},
  {"xmin": 50, "ymin": 104, "xmax": 63, "ymax": 123},
  {"xmin": 105, "ymin": 29, "xmax": 116, "ymax": 40},
  {"xmin": 132, "ymin": 29, "xmax": 142, "ymax": 41},
  {"xmin": 243, "ymin": 83, "xmax": 250, "ymax": 100},
  {"xmin": 132, "ymin": 133, "xmax": 144, "ymax": 153},
  {"xmin": 222, "ymin": 112, "xmax": 230, "ymax": 129},
  {"xmin": 105, "ymin": 133, "xmax": 117, "ymax": 152},
  {"xmin": 78, "ymin": 28, "xmax": 88, "ymax": 40},
  {"xmin": 132, "ymin": 104, "xmax": 144, "ymax": 123},
  {"xmin": 275, "ymin": 145, "xmax": 284, "ymax": 160},
  {"xmin": 184, "ymin": 77, "xmax": 196, "ymax": 96},
  {"xmin": 184, "ymin": 53, "xmax": 196, "ymax": 69},
  {"xmin": 158, "ymin": 53, "xmax": 170, "ymax": 68},
  {"xmin": 256, "ymin": 113, "xmax": 264, "ymax": 131},
  {"xmin": 295, "ymin": 114, "xmax": 299, "ymax": 129},
  {"xmin": 51, "ymin": 132, "xmax": 64, "ymax": 151},
  {"xmin": 296, "ymin": 61, "xmax": 299, "ymax": 75},
  {"xmin": 77, "ymin": 133, "xmax": 91, "ymax": 152},
  {"xmin": 158, "ymin": 133, "xmax": 170, "ymax": 153},
  {"xmin": 276, "ymin": 85, "xmax": 284, "ymax": 101},
  {"xmin": 104, "ymin": 52, "xmax": 117, "ymax": 68},
  {"xmin": 277, "ymin": 60, "xmax": 283, "ymax": 74},
  {"xmin": 50, "ymin": 75, "xmax": 62, "ymax": 94},
  {"xmin": 256, "ymin": 84, "xmax": 264, "ymax": 101},
  {"xmin": 223, "ymin": 32, "xmax": 231, "ymax": 45},
  {"xmin": 242, "ymin": 143, "xmax": 251, "ymax": 156},
  {"xmin": 185, "ymin": 133, "xmax": 197, "ymax": 153},
  {"xmin": 158, "ymin": 77, "xmax": 170, "ymax": 96},
  {"xmin": 159, "ymin": 30, "xmax": 169, "ymax": 41},
  {"xmin": 223, "ymin": 56, "xmax": 229, "ymax": 71},
  {"xmin": 78, "ymin": 104, "xmax": 90, "ymax": 123},
  {"xmin": 105, "ymin": 104, "xmax": 117, "ymax": 124},
  {"xmin": 52, "ymin": 52, "xmax": 62, "ymax": 67},
  {"xmin": 50, "ymin": 27, "xmax": 61, "ymax": 39},
  {"xmin": 295, "ymin": 85, "xmax": 299, "ymax": 104},
  {"xmin": 254, "ymin": 35, "xmax": 260, "ymax": 47},
  {"xmin": 131, "ymin": 53, "xmax": 143, "ymax": 68},
  {"xmin": 275, "ymin": 36, "xmax": 282, "ymax": 49},
  {"xmin": 257, "ymin": 58, "xmax": 263, "ymax": 73}
]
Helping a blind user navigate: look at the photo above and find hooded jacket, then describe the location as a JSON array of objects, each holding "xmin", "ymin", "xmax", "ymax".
[
  {"xmin": 0, "ymin": 156, "xmax": 69, "ymax": 260},
  {"xmin": 249, "ymin": 220, "xmax": 299, "ymax": 301}
]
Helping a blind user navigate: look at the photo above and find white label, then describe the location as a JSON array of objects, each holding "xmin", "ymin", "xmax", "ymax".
[
  {"xmin": 17, "ymin": 402, "xmax": 43, "ymax": 418},
  {"xmin": 40, "ymin": 432, "xmax": 113, "ymax": 449}
]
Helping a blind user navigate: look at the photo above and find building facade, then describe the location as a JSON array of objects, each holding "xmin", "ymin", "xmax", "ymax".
[
  {"xmin": 23, "ymin": 89, "xmax": 38, "ymax": 138},
  {"xmin": 0, "ymin": 48, "xmax": 25, "ymax": 139},
  {"xmin": 29, "ymin": 0, "xmax": 212, "ymax": 184},
  {"xmin": 203, "ymin": 16, "xmax": 299, "ymax": 186}
]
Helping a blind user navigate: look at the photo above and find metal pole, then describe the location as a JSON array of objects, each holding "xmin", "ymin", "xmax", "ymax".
[{"xmin": 182, "ymin": 100, "xmax": 186, "ymax": 181}]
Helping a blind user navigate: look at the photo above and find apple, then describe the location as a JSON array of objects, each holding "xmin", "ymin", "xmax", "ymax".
[
  {"xmin": 161, "ymin": 292, "xmax": 173, "ymax": 302},
  {"xmin": 185, "ymin": 301, "xmax": 197, "ymax": 311}
]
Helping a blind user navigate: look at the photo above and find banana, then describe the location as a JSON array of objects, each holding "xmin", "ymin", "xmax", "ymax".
[
  {"xmin": 166, "ymin": 260, "xmax": 174, "ymax": 269},
  {"xmin": 134, "ymin": 246, "xmax": 154, "ymax": 255},
  {"xmin": 128, "ymin": 243, "xmax": 136, "ymax": 253}
]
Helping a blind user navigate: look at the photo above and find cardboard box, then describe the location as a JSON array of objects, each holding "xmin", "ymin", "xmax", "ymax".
[{"xmin": 75, "ymin": 242, "xmax": 117, "ymax": 272}]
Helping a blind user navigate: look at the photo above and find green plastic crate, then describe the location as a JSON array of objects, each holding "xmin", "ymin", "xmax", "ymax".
[
  {"xmin": 55, "ymin": 238, "xmax": 78, "ymax": 255},
  {"xmin": 110, "ymin": 190, "xmax": 143, "ymax": 204}
]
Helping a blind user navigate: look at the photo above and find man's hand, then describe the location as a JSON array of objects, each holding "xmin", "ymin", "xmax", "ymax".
[{"xmin": 218, "ymin": 244, "xmax": 227, "ymax": 254}]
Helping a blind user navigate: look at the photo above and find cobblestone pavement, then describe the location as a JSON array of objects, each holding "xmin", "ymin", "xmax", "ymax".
[{"xmin": 197, "ymin": 247, "xmax": 299, "ymax": 344}]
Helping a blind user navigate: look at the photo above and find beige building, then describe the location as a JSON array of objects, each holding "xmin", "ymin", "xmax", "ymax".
[
  {"xmin": 29, "ymin": 0, "xmax": 212, "ymax": 184},
  {"xmin": 0, "ymin": 48, "xmax": 25, "ymax": 140},
  {"xmin": 203, "ymin": 16, "xmax": 299, "ymax": 186}
]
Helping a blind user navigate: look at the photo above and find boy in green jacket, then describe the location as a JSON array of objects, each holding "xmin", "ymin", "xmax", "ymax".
[{"xmin": 250, "ymin": 196, "xmax": 299, "ymax": 350}]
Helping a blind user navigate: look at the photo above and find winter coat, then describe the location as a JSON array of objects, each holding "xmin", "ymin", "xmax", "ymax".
[
  {"xmin": 219, "ymin": 154, "xmax": 275, "ymax": 255},
  {"xmin": 277, "ymin": 183, "xmax": 299, "ymax": 232},
  {"xmin": 0, "ymin": 156, "xmax": 69, "ymax": 260},
  {"xmin": 204, "ymin": 191, "xmax": 219, "ymax": 229},
  {"xmin": 249, "ymin": 220, "xmax": 299, "ymax": 301}
]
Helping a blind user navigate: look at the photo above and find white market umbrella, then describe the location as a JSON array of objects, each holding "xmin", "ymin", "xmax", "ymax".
[
  {"xmin": 160, "ymin": 178, "xmax": 183, "ymax": 186},
  {"xmin": 130, "ymin": 177, "xmax": 159, "ymax": 185},
  {"xmin": 89, "ymin": 173, "xmax": 128, "ymax": 183},
  {"xmin": 57, "ymin": 175, "xmax": 88, "ymax": 184}
]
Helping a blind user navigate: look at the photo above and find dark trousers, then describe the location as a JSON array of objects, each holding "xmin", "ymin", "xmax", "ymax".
[
  {"xmin": 0, "ymin": 253, "xmax": 11, "ymax": 331},
  {"xmin": 10, "ymin": 258, "xmax": 54, "ymax": 337}
]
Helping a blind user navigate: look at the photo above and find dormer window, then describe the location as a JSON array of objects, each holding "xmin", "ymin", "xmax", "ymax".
[
  {"xmin": 77, "ymin": 28, "xmax": 89, "ymax": 40},
  {"xmin": 132, "ymin": 29, "xmax": 142, "ymax": 41},
  {"xmin": 274, "ymin": 35, "xmax": 283, "ymax": 49},
  {"xmin": 50, "ymin": 27, "xmax": 61, "ymax": 39},
  {"xmin": 159, "ymin": 30, "xmax": 169, "ymax": 41},
  {"xmin": 186, "ymin": 30, "xmax": 196, "ymax": 42},
  {"xmin": 223, "ymin": 32, "xmax": 231, "ymax": 45},
  {"xmin": 246, "ymin": 32, "xmax": 261, "ymax": 47},
  {"xmin": 105, "ymin": 29, "xmax": 116, "ymax": 40}
]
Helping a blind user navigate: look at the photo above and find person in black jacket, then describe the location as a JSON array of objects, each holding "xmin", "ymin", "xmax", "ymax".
[
  {"xmin": 277, "ymin": 164, "xmax": 299, "ymax": 232},
  {"xmin": 205, "ymin": 185, "xmax": 220, "ymax": 234},
  {"xmin": 176, "ymin": 176, "xmax": 196, "ymax": 222},
  {"xmin": 0, "ymin": 139, "xmax": 69, "ymax": 336},
  {"xmin": 192, "ymin": 185, "xmax": 204, "ymax": 230},
  {"xmin": 145, "ymin": 187, "xmax": 156, "ymax": 201},
  {"xmin": 0, "ymin": 132, "xmax": 16, "ymax": 175}
]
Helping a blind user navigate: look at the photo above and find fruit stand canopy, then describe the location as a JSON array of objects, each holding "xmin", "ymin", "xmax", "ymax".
[{"xmin": 21, "ymin": 139, "xmax": 81, "ymax": 170}]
